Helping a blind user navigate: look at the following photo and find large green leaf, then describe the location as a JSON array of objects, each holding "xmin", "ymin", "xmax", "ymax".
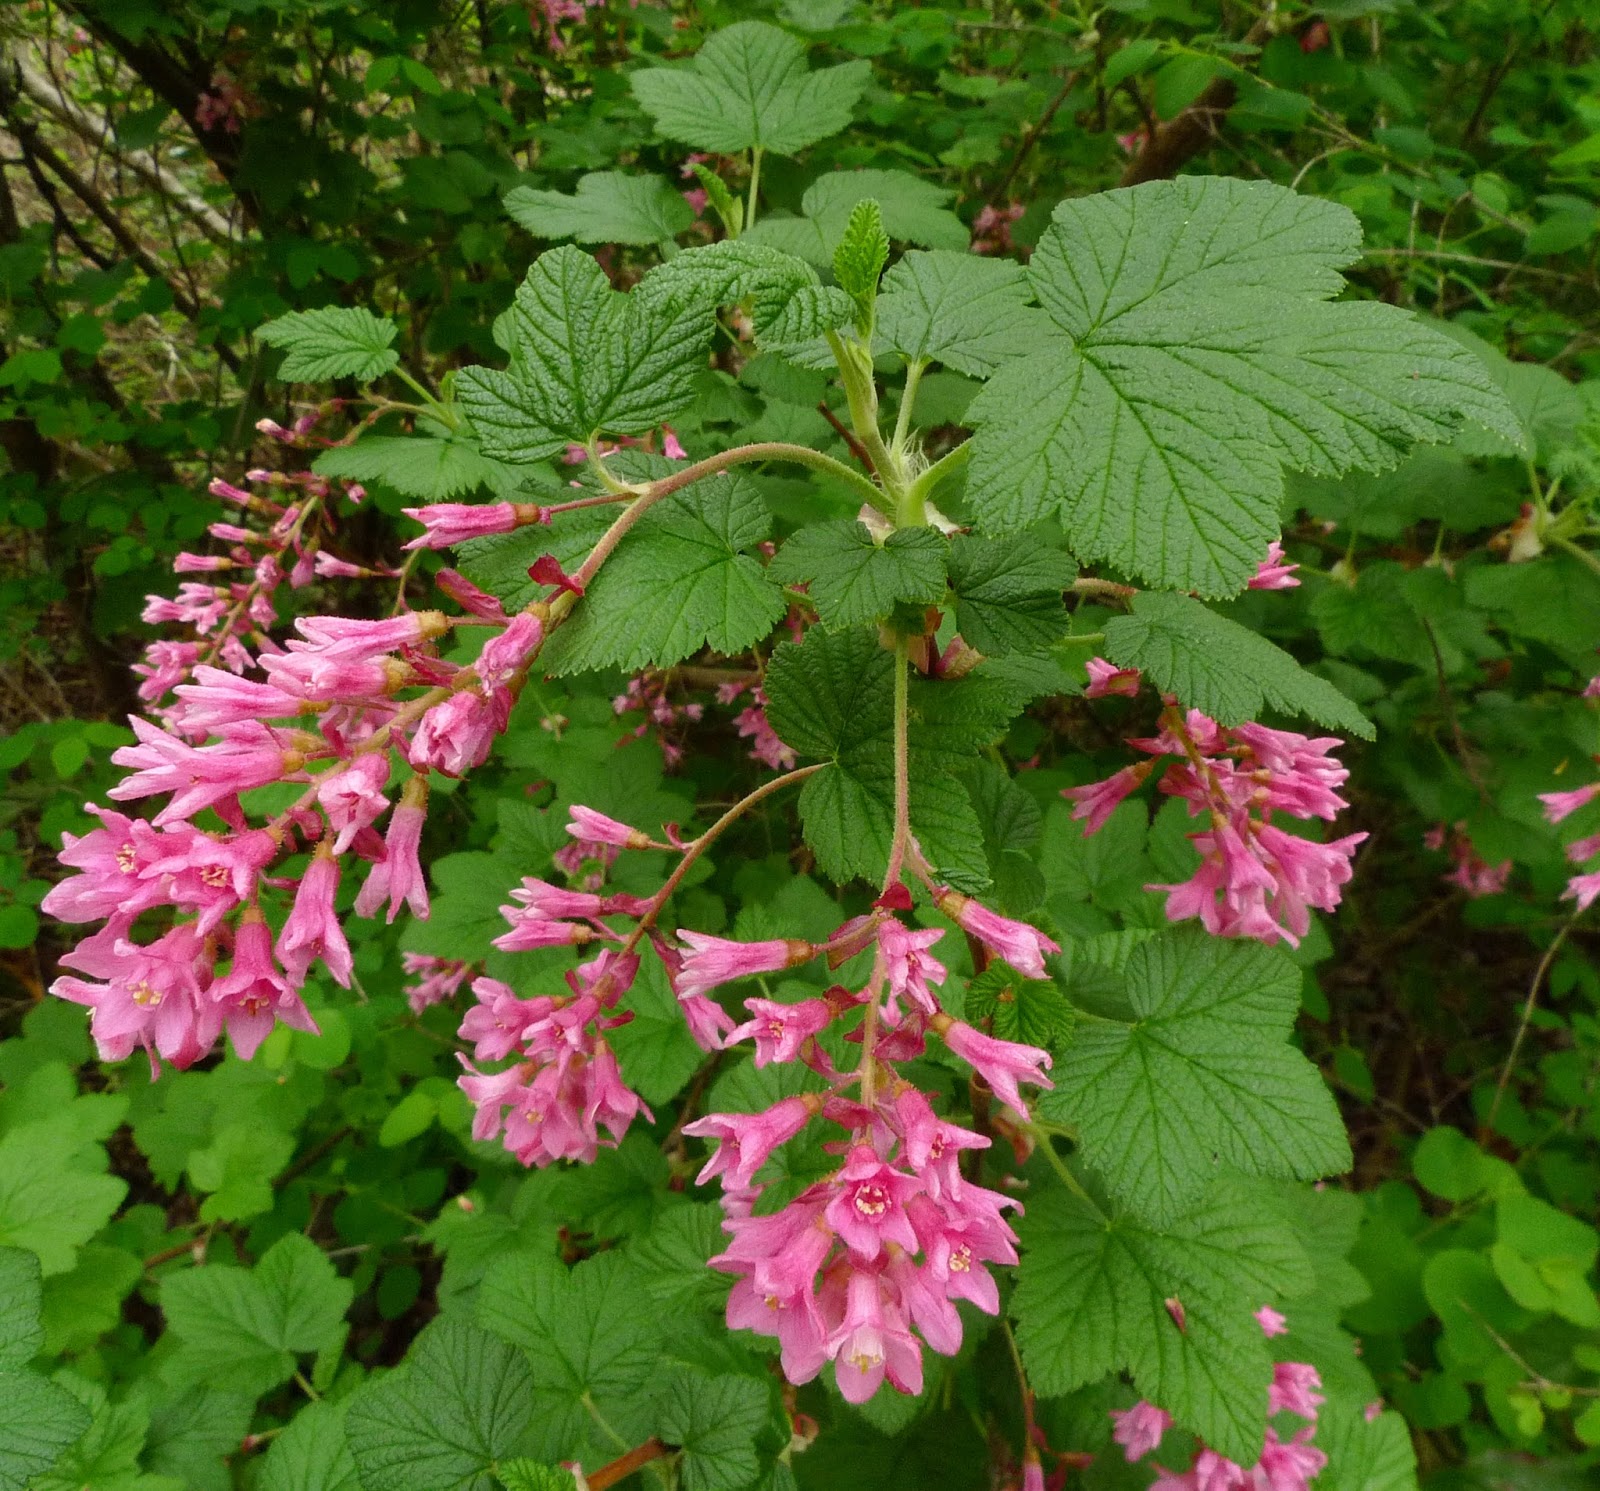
[
  {"xmin": 654, "ymin": 1369, "xmax": 777, "ymax": 1491},
  {"xmin": 257, "ymin": 307, "xmax": 399, "ymax": 382},
  {"xmin": 541, "ymin": 472, "xmax": 787, "ymax": 673},
  {"xmin": 456, "ymin": 246, "xmax": 708, "ymax": 463},
  {"xmin": 312, "ymin": 433, "xmax": 523, "ymax": 501},
  {"xmin": 946, "ymin": 534, "xmax": 1074, "ymax": 656},
  {"xmin": 1012, "ymin": 1175, "xmax": 1313, "ymax": 1464},
  {"xmin": 630, "ymin": 21, "xmax": 870, "ymax": 156},
  {"xmin": 1041, "ymin": 928, "xmax": 1351, "ymax": 1222},
  {"xmin": 0, "ymin": 1371, "xmax": 92, "ymax": 1491},
  {"xmin": 261, "ymin": 1400, "xmax": 359, "ymax": 1491},
  {"xmin": 639, "ymin": 240, "xmax": 853, "ymax": 345},
  {"xmin": 0, "ymin": 1119, "xmax": 126, "ymax": 1277},
  {"xmin": 767, "ymin": 520, "xmax": 947, "ymax": 628},
  {"xmin": 1102, "ymin": 590, "xmax": 1374, "ymax": 738},
  {"xmin": 503, "ymin": 172, "xmax": 695, "ymax": 247},
  {"xmin": 877, "ymin": 253, "xmax": 1048, "ymax": 378},
  {"xmin": 161, "ymin": 1233, "xmax": 353, "ymax": 1398},
  {"xmin": 345, "ymin": 1319, "xmax": 533, "ymax": 1491},
  {"xmin": 966, "ymin": 178, "xmax": 1522, "ymax": 595}
]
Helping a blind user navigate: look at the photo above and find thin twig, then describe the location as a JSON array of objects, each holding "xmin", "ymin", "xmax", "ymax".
[{"xmin": 1484, "ymin": 915, "xmax": 1582, "ymax": 1134}]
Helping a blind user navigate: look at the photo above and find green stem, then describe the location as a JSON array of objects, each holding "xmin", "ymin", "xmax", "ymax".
[
  {"xmin": 1027, "ymin": 1126, "xmax": 1106, "ymax": 1219},
  {"xmin": 1553, "ymin": 536, "xmax": 1600, "ymax": 581},
  {"xmin": 893, "ymin": 359, "xmax": 926, "ymax": 452},
  {"xmin": 826, "ymin": 329, "xmax": 900, "ymax": 496},
  {"xmin": 390, "ymin": 366, "xmax": 457, "ymax": 429},
  {"xmin": 904, "ymin": 438, "xmax": 970, "ymax": 512},
  {"xmin": 746, "ymin": 146, "xmax": 763, "ymax": 230}
]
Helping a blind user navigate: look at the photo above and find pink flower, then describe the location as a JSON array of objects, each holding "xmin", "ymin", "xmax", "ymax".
[
  {"xmin": 727, "ymin": 997, "xmax": 833, "ymax": 1065},
  {"xmin": 734, "ymin": 686, "xmax": 795, "ymax": 770},
  {"xmin": 476, "ymin": 611, "xmax": 543, "ymax": 690},
  {"xmin": 1268, "ymin": 1362, "xmax": 1324, "ymax": 1421},
  {"xmin": 211, "ymin": 911, "xmax": 317, "ymax": 1059},
  {"xmin": 109, "ymin": 717, "xmax": 292, "ymax": 826},
  {"xmin": 894, "ymin": 1088, "xmax": 989, "ymax": 1201},
  {"xmin": 822, "ymin": 1144, "xmax": 921, "ymax": 1260},
  {"xmin": 1248, "ymin": 540, "xmax": 1301, "ymax": 590},
  {"xmin": 1562, "ymin": 869, "xmax": 1600, "ymax": 911},
  {"xmin": 170, "ymin": 667, "xmax": 305, "ymax": 730},
  {"xmin": 661, "ymin": 427, "xmax": 688, "ymax": 460},
  {"xmin": 934, "ymin": 1017, "xmax": 1053, "ymax": 1118},
  {"xmin": 826, "ymin": 1267, "xmax": 923, "ymax": 1402},
  {"xmin": 1541, "ymin": 782, "xmax": 1600, "ymax": 824},
  {"xmin": 678, "ymin": 989, "xmax": 738, "ymax": 1051},
  {"xmin": 401, "ymin": 952, "xmax": 471, "ymax": 1011},
  {"xmin": 673, "ymin": 932, "xmax": 815, "ymax": 1000},
  {"xmin": 877, "ymin": 920, "xmax": 946, "ymax": 1023},
  {"xmin": 43, "ymin": 806, "xmax": 169, "ymax": 924},
  {"xmin": 932, "ymin": 890, "xmax": 1059, "ymax": 980},
  {"xmin": 353, "ymin": 791, "xmax": 429, "ymax": 923},
  {"xmin": 276, "ymin": 847, "xmax": 353, "ymax": 987},
  {"xmin": 1084, "ymin": 657, "xmax": 1141, "ymax": 698},
  {"xmin": 317, "ymin": 754, "xmax": 390, "ymax": 854},
  {"xmin": 1062, "ymin": 762, "xmax": 1152, "ymax": 833},
  {"xmin": 410, "ymin": 690, "xmax": 504, "ymax": 777},
  {"xmin": 1112, "ymin": 1401, "xmax": 1173, "ymax": 1461},
  {"xmin": 1255, "ymin": 1305, "xmax": 1289, "ymax": 1337},
  {"xmin": 294, "ymin": 611, "xmax": 447, "ymax": 660},
  {"xmin": 567, "ymin": 804, "xmax": 649, "ymax": 849},
  {"xmin": 402, "ymin": 503, "xmax": 520, "ymax": 550},
  {"xmin": 683, "ymin": 1096, "xmax": 817, "ymax": 1189}
]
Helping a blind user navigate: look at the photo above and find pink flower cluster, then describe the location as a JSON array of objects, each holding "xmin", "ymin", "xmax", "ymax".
[
  {"xmin": 454, "ymin": 807, "xmax": 1061, "ymax": 1401},
  {"xmin": 1064, "ymin": 699, "xmax": 1365, "ymax": 947},
  {"xmin": 46, "ymin": 456, "xmax": 579, "ymax": 1075},
  {"xmin": 1423, "ymin": 821, "xmax": 1511, "ymax": 898},
  {"xmin": 614, "ymin": 670, "xmax": 705, "ymax": 769},
  {"xmin": 1110, "ymin": 1308, "xmax": 1327, "ymax": 1491},
  {"xmin": 1539, "ymin": 776, "xmax": 1600, "ymax": 910}
]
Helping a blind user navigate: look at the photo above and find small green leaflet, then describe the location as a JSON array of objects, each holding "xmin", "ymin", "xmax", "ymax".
[
  {"xmin": 654, "ymin": 1369, "xmax": 778, "ymax": 1491},
  {"xmin": 256, "ymin": 307, "xmax": 399, "ymax": 383},
  {"xmin": 832, "ymin": 200, "xmax": 888, "ymax": 334},
  {"xmin": 160, "ymin": 1232, "xmax": 353, "ymax": 1398},
  {"xmin": 496, "ymin": 1461, "xmax": 576, "ymax": 1491},
  {"xmin": 503, "ymin": 172, "xmax": 694, "ymax": 247},
  {"xmin": 963, "ymin": 963, "xmax": 1071, "ymax": 1047},
  {"xmin": 540, "ymin": 473, "xmax": 786, "ymax": 674},
  {"xmin": 768, "ymin": 520, "xmax": 946, "ymax": 629},
  {"xmin": 765, "ymin": 627, "xmax": 1023, "ymax": 889},
  {"xmin": 477, "ymin": 1250, "xmax": 660, "ymax": 1464},
  {"xmin": 1012, "ymin": 1175, "xmax": 1314, "ymax": 1465},
  {"xmin": 965, "ymin": 177, "xmax": 1522, "ymax": 595},
  {"xmin": 312, "ymin": 433, "xmax": 523, "ymax": 501},
  {"xmin": 260, "ymin": 1400, "xmax": 359, "ymax": 1491},
  {"xmin": 963, "ymin": 760, "xmax": 1048, "ymax": 913},
  {"xmin": 630, "ymin": 21, "xmax": 870, "ymax": 156},
  {"xmin": 456, "ymin": 246, "xmax": 708, "ymax": 464},
  {"xmin": 640, "ymin": 240, "xmax": 853, "ymax": 345},
  {"xmin": 344, "ymin": 1318, "xmax": 533, "ymax": 1491},
  {"xmin": 743, "ymin": 169, "xmax": 969, "ymax": 267},
  {"xmin": 946, "ymin": 534, "xmax": 1073, "ymax": 656},
  {"xmin": 1040, "ymin": 928, "xmax": 1351, "ymax": 1223},
  {"xmin": 1101, "ymin": 590, "xmax": 1374, "ymax": 738},
  {"xmin": 877, "ymin": 253, "xmax": 1048, "ymax": 379}
]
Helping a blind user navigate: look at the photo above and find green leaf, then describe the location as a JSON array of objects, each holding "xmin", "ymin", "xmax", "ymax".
[
  {"xmin": 261, "ymin": 1400, "xmax": 359, "ymax": 1491},
  {"xmin": 496, "ymin": 1462, "xmax": 575, "ymax": 1491},
  {"xmin": 946, "ymin": 534, "xmax": 1073, "ymax": 656},
  {"xmin": 0, "ymin": 1370, "xmax": 92, "ymax": 1491},
  {"xmin": 256, "ymin": 307, "xmax": 399, "ymax": 383},
  {"xmin": 964, "ymin": 964, "xmax": 1072, "ymax": 1047},
  {"xmin": 877, "ymin": 253, "xmax": 1048, "ymax": 378},
  {"xmin": 1013, "ymin": 1175, "xmax": 1313, "ymax": 1464},
  {"xmin": 832, "ymin": 199, "xmax": 888, "ymax": 333},
  {"xmin": 476, "ymin": 1250, "xmax": 659, "ymax": 1464},
  {"xmin": 609, "ymin": 959, "xmax": 706, "ymax": 1106},
  {"xmin": 456, "ymin": 246, "xmax": 708, "ymax": 463},
  {"xmin": 743, "ymin": 170, "xmax": 968, "ymax": 267},
  {"xmin": 313, "ymin": 434, "xmax": 523, "ymax": 501},
  {"xmin": 764, "ymin": 628, "xmax": 1020, "ymax": 889},
  {"xmin": 1102, "ymin": 590, "xmax": 1374, "ymax": 739},
  {"xmin": 0, "ymin": 1119, "xmax": 126, "ymax": 1277},
  {"xmin": 768, "ymin": 520, "xmax": 947, "ymax": 628},
  {"xmin": 1040, "ymin": 928, "xmax": 1351, "ymax": 1222},
  {"xmin": 504, "ymin": 172, "xmax": 695, "ymax": 246},
  {"xmin": 186, "ymin": 1120, "xmax": 296, "ymax": 1222},
  {"xmin": 161, "ymin": 1233, "xmax": 354, "ymax": 1398},
  {"xmin": 640, "ymin": 240, "xmax": 853, "ymax": 345},
  {"xmin": 0, "ymin": 1247, "xmax": 42, "ymax": 1369},
  {"xmin": 654, "ymin": 1369, "xmax": 775, "ymax": 1491},
  {"xmin": 630, "ymin": 21, "xmax": 870, "ymax": 155},
  {"xmin": 966, "ymin": 178, "xmax": 1522, "ymax": 595},
  {"xmin": 541, "ymin": 472, "xmax": 786, "ymax": 673},
  {"xmin": 345, "ymin": 1319, "xmax": 534, "ymax": 1491}
]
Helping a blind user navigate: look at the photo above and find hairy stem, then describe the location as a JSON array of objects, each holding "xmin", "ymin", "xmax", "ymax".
[
  {"xmin": 904, "ymin": 438, "xmax": 969, "ymax": 513},
  {"xmin": 884, "ymin": 638, "xmax": 912, "ymax": 892}
]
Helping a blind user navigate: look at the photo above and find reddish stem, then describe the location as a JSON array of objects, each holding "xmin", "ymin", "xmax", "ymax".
[{"xmin": 588, "ymin": 1438, "xmax": 670, "ymax": 1490}]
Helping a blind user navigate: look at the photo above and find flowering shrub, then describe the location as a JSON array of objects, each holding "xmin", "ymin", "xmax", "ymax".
[{"xmin": 9, "ymin": 5, "xmax": 1600, "ymax": 1490}]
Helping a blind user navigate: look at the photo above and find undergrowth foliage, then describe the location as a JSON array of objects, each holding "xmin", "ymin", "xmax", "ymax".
[{"xmin": 8, "ymin": 6, "xmax": 1600, "ymax": 1491}]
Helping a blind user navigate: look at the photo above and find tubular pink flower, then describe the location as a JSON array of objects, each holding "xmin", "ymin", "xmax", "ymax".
[
  {"xmin": 211, "ymin": 912, "xmax": 317, "ymax": 1059},
  {"xmin": 171, "ymin": 667, "xmax": 306, "ymax": 730},
  {"xmin": 1248, "ymin": 539, "xmax": 1301, "ymax": 590},
  {"xmin": 1062, "ymin": 762, "xmax": 1153, "ymax": 833},
  {"xmin": 476, "ymin": 611, "xmax": 543, "ymax": 690},
  {"xmin": 1084, "ymin": 656, "xmax": 1141, "ymax": 698},
  {"xmin": 502, "ymin": 877, "xmax": 607, "ymax": 923},
  {"xmin": 1111, "ymin": 1401, "xmax": 1173, "ymax": 1461},
  {"xmin": 877, "ymin": 920, "xmax": 946, "ymax": 1023},
  {"xmin": 354, "ymin": 793, "xmax": 429, "ymax": 923},
  {"xmin": 294, "ymin": 611, "xmax": 448, "ymax": 661},
  {"xmin": 673, "ymin": 932, "xmax": 816, "ymax": 1000},
  {"xmin": 683, "ymin": 1096, "xmax": 816, "ymax": 1189},
  {"xmin": 822, "ymin": 1144, "xmax": 921, "ymax": 1260},
  {"xmin": 826, "ymin": 1267, "xmax": 923, "ymax": 1403},
  {"xmin": 316, "ymin": 753, "xmax": 390, "ymax": 854},
  {"xmin": 934, "ymin": 1017, "xmax": 1053, "ymax": 1118},
  {"xmin": 277, "ymin": 847, "xmax": 353, "ymax": 987},
  {"xmin": 566, "ymin": 805, "xmax": 650, "ymax": 848},
  {"xmin": 678, "ymin": 989, "xmax": 738, "ymax": 1052},
  {"xmin": 411, "ymin": 690, "xmax": 505, "ymax": 777},
  {"xmin": 727, "ymin": 997, "xmax": 833, "ymax": 1066},
  {"xmin": 492, "ymin": 916, "xmax": 599, "ymax": 953},
  {"xmin": 1268, "ymin": 1362, "xmax": 1324, "ymax": 1421},
  {"xmin": 1540, "ymin": 782, "xmax": 1600, "ymax": 824},
  {"xmin": 402, "ymin": 502, "xmax": 520, "ymax": 550},
  {"xmin": 1255, "ymin": 1305, "xmax": 1289, "ymax": 1337},
  {"xmin": 1562, "ymin": 869, "xmax": 1600, "ymax": 911},
  {"xmin": 43, "ymin": 807, "xmax": 169, "ymax": 924},
  {"xmin": 932, "ymin": 889, "xmax": 1059, "ymax": 980},
  {"xmin": 894, "ymin": 1088, "xmax": 989, "ymax": 1202},
  {"xmin": 401, "ymin": 953, "xmax": 472, "ymax": 1012},
  {"xmin": 108, "ymin": 717, "xmax": 295, "ymax": 825}
]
